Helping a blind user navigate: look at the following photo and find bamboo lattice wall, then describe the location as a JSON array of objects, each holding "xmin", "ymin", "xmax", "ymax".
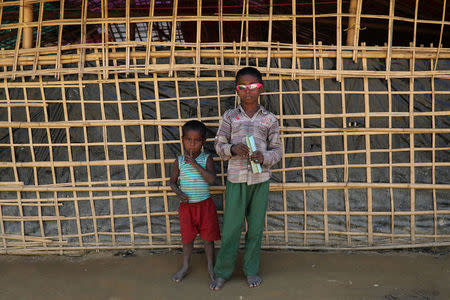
[{"xmin": 0, "ymin": 0, "xmax": 449, "ymax": 254}]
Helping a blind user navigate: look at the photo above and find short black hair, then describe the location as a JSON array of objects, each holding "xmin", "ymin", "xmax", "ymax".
[
  {"xmin": 182, "ymin": 120, "xmax": 207, "ymax": 139},
  {"xmin": 235, "ymin": 66, "xmax": 263, "ymax": 84}
]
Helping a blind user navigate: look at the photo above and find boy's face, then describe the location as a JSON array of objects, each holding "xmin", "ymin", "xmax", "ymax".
[
  {"xmin": 182, "ymin": 129, "xmax": 205, "ymax": 156},
  {"xmin": 236, "ymin": 74, "xmax": 263, "ymax": 106}
]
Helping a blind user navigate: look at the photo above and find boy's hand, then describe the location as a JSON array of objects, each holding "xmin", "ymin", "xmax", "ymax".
[
  {"xmin": 231, "ymin": 143, "xmax": 250, "ymax": 158},
  {"xmin": 250, "ymin": 151, "xmax": 264, "ymax": 164},
  {"xmin": 184, "ymin": 151, "xmax": 199, "ymax": 168},
  {"xmin": 180, "ymin": 192, "xmax": 189, "ymax": 204}
]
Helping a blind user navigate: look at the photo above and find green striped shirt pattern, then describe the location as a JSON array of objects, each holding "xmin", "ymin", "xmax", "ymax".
[{"xmin": 178, "ymin": 152, "xmax": 210, "ymax": 203}]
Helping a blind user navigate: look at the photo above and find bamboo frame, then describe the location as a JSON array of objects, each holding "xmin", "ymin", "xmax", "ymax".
[{"xmin": 0, "ymin": 1, "xmax": 449, "ymax": 254}]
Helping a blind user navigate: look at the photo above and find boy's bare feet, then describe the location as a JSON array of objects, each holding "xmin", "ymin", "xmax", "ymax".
[
  {"xmin": 247, "ymin": 275, "xmax": 262, "ymax": 288},
  {"xmin": 209, "ymin": 277, "xmax": 226, "ymax": 290},
  {"xmin": 172, "ymin": 266, "xmax": 189, "ymax": 282}
]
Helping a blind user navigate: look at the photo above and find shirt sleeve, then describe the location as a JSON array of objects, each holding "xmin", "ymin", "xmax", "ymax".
[
  {"xmin": 262, "ymin": 116, "xmax": 282, "ymax": 168},
  {"xmin": 214, "ymin": 110, "xmax": 233, "ymax": 160}
]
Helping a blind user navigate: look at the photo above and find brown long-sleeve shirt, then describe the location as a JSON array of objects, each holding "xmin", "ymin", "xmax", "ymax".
[{"xmin": 214, "ymin": 105, "xmax": 282, "ymax": 185}]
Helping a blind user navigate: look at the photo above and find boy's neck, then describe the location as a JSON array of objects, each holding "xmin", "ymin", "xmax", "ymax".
[{"xmin": 241, "ymin": 103, "xmax": 259, "ymax": 118}]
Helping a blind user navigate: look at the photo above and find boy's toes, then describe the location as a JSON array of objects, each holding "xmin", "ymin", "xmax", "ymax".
[
  {"xmin": 172, "ymin": 267, "xmax": 189, "ymax": 282},
  {"xmin": 209, "ymin": 277, "xmax": 226, "ymax": 290},
  {"xmin": 247, "ymin": 275, "xmax": 262, "ymax": 288}
]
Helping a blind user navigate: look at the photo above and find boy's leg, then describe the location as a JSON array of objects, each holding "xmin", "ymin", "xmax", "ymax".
[
  {"xmin": 204, "ymin": 241, "xmax": 215, "ymax": 281},
  {"xmin": 243, "ymin": 180, "xmax": 269, "ymax": 285},
  {"xmin": 172, "ymin": 242, "xmax": 193, "ymax": 282},
  {"xmin": 212, "ymin": 181, "xmax": 247, "ymax": 280}
]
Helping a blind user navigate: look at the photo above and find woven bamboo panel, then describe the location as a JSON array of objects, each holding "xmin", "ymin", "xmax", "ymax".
[{"xmin": 0, "ymin": 0, "xmax": 449, "ymax": 254}]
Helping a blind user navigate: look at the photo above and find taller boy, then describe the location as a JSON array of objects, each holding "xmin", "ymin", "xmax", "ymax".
[{"xmin": 211, "ymin": 67, "xmax": 282, "ymax": 290}]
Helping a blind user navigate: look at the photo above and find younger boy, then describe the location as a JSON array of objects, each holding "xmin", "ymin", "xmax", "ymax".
[
  {"xmin": 210, "ymin": 67, "xmax": 282, "ymax": 290},
  {"xmin": 169, "ymin": 120, "xmax": 221, "ymax": 282}
]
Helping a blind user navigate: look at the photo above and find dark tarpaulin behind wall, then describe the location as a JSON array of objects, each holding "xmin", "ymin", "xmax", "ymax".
[{"xmin": 0, "ymin": 57, "xmax": 449, "ymax": 247}]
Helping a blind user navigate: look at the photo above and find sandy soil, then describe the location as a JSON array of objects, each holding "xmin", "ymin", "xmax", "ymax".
[{"xmin": 0, "ymin": 249, "xmax": 448, "ymax": 300}]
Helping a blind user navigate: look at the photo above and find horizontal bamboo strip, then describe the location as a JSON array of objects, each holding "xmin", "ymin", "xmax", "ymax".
[
  {"xmin": 1, "ymin": 241, "xmax": 450, "ymax": 256},
  {"xmin": 1, "ymin": 46, "xmax": 450, "ymax": 70},
  {"xmin": 0, "ymin": 182, "xmax": 449, "ymax": 193}
]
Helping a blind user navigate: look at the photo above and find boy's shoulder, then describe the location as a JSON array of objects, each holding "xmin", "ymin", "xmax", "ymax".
[
  {"xmin": 259, "ymin": 107, "xmax": 277, "ymax": 120},
  {"xmin": 222, "ymin": 107, "xmax": 240, "ymax": 119}
]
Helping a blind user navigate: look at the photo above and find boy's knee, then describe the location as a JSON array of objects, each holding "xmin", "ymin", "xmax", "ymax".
[{"xmin": 246, "ymin": 228, "xmax": 264, "ymax": 240}]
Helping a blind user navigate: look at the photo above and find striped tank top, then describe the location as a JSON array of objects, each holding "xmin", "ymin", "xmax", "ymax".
[{"xmin": 178, "ymin": 152, "xmax": 210, "ymax": 203}]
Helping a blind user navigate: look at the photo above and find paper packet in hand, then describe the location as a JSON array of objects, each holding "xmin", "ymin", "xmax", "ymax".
[{"xmin": 245, "ymin": 134, "xmax": 262, "ymax": 174}]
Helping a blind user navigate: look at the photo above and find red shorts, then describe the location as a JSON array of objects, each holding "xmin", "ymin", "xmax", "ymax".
[{"xmin": 179, "ymin": 197, "xmax": 221, "ymax": 244}]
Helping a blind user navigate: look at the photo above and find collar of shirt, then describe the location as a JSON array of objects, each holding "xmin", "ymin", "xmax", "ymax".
[{"xmin": 237, "ymin": 104, "xmax": 269, "ymax": 119}]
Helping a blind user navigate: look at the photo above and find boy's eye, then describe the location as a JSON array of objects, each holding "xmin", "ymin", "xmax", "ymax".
[
  {"xmin": 237, "ymin": 85, "xmax": 247, "ymax": 91},
  {"xmin": 248, "ymin": 83, "xmax": 259, "ymax": 90}
]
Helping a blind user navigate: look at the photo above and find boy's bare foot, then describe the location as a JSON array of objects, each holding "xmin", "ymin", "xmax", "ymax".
[
  {"xmin": 172, "ymin": 266, "xmax": 189, "ymax": 282},
  {"xmin": 247, "ymin": 275, "xmax": 262, "ymax": 288},
  {"xmin": 209, "ymin": 277, "xmax": 226, "ymax": 290}
]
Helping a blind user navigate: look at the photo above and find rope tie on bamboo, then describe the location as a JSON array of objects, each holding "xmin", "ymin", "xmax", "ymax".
[{"xmin": 343, "ymin": 24, "xmax": 367, "ymax": 32}]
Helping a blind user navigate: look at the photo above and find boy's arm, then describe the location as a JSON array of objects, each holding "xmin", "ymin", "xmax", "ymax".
[
  {"xmin": 261, "ymin": 118, "xmax": 283, "ymax": 168},
  {"xmin": 169, "ymin": 158, "xmax": 189, "ymax": 203},
  {"xmin": 214, "ymin": 111, "xmax": 234, "ymax": 160},
  {"xmin": 184, "ymin": 154, "xmax": 216, "ymax": 185}
]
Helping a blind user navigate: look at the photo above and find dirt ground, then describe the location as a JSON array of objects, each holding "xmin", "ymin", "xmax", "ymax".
[{"xmin": 0, "ymin": 248, "xmax": 448, "ymax": 300}]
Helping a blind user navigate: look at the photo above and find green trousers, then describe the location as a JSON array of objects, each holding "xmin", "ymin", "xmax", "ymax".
[{"xmin": 214, "ymin": 180, "xmax": 270, "ymax": 279}]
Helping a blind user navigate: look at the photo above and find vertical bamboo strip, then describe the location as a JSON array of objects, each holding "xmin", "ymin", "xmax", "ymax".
[
  {"xmin": 266, "ymin": 0, "xmax": 273, "ymax": 73},
  {"xmin": 291, "ymin": 0, "xmax": 296, "ymax": 79},
  {"xmin": 431, "ymin": 57, "xmax": 437, "ymax": 242},
  {"xmin": 277, "ymin": 57, "xmax": 288, "ymax": 243},
  {"xmin": 79, "ymin": 0, "xmax": 88, "ymax": 74},
  {"xmin": 237, "ymin": 0, "xmax": 246, "ymax": 67},
  {"xmin": 245, "ymin": 0, "xmax": 249, "ymax": 65},
  {"xmin": 386, "ymin": 65, "xmax": 395, "ymax": 243},
  {"xmin": 195, "ymin": 0, "xmax": 202, "ymax": 77},
  {"xmin": 433, "ymin": 0, "xmax": 447, "ymax": 72},
  {"xmin": 60, "ymin": 74, "xmax": 74, "ymax": 253},
  {"xmin": 341, "ymin": 78, "xmax": 351, "ymax": 245},
  {"xmin": 113, "ymin": 56, "xmax": 134, "ymax": 245},
  {"xmin": 0, "ymin": 0, "xmax": 3, "ymax": 32},
  {"xmin": 125, "ymin": 0, "xmax": 131, "ymax": 72},
  {"xmin": 144, "ymin": 0, "xmax": 156, "ymax": 75},
  {"xmin": 134, "ymin": 53, "xmax": 153, "ymax": 245},
  {"xmin": 411, "ymin": 0, "xmax": 419, "ymax": 78},
  {"xmin": 218, "ymin": 0, "xmax": 224, "ymax": 77},
  {"xmin": 386, "ymin": 0, "xmax": 395, "ymax": 80},
  {"xmin": 13, "ymin": 0, "xmax": 25, "ymax": 80},
  {"xmin": 409, "ymin": 56, "xmax": 415, "ymax": 243},
  {"xmin": 76, "ymin": 72, "xmax": 89, "ymax": 247},
  {"xmin": 336, "ymin": 0, "xmax": 342, "ymax": 82},
  {"xmin": 319, "ymin": 55, "xmax": 329, "ymax": 244},
  {"xmin": 31, "ymin": 0, "xmax": 44, "ymax": 79},
  {"xmin": 298, "ymin": 57, "xmax": 307, "ymax": 246},
  {"xmin": 312, "ymin": 0, "xmax": 317, "ymax": 79},
  {"xmin": 362, "ymin": 51, "xmax": 373, "ymax": 245},
  {"xmin": 56, "ymin": 0, "xmax": 65, "ymax": 79},
  {"xmin": 168, "ymin": 0, "xmax": 178, "ymax": 77},
  {"xmin": 103, "ymin": 0, "xmax": 110, "ymax": 79},
  {"xmin": 152, "ymin": 49, "xmax": 171, "ymax": 245}
]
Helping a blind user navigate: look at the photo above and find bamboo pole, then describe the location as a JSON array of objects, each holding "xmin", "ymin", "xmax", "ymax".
[
  {"xmin": 22, "ymin": 0, "xmax": 33, "ymax": 49},
  {"xmin": 346, "ymin": 0, "xmax": 357, "ymax": 46}
]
